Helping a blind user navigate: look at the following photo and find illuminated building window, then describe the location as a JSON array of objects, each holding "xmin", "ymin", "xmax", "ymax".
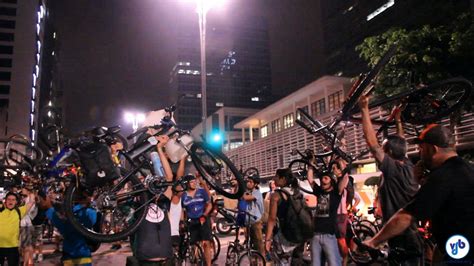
[
  {"xmin": 251, "ymin": 97, "xmax": 259, "ymax": 102},
  {"xmin": 328, "ymin": 91, "xmax": 343, "ymax": 111},
  {"xmin": 367, "ymin": 0, "xmax": 395, "ymax": 21},
  {"xmin": 283, "ymin": 113, "xmax": 294, "ymax": 129},
  {"xmin": 216, "ymin": 102, "xmax": 224, "ymax": 107},
  {"xmin": 311, "ymin": 98, "xmax": 326, "ymax": 116},
  {"xmin": 296, "ymin": 106, "xmax": 309, "ymax": 120},
  {"xmin": 271, "ymin": 119, "xmax": 281, "ymax": 133},
  {"xmin": 261, "ymin": 125, "xmax": 268, "ymax": 138}
]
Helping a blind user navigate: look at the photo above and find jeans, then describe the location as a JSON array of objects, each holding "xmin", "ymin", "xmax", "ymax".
[
  {"xmin": 311, "ymin": 233, "xmax": 341, "ymax": 266},
  {"xmin": 250, "ymin": 220, "xmax": 265, "ymax": 257}
]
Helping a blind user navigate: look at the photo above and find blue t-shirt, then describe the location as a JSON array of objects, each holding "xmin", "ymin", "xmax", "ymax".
[
  {"xmin": 46, "ymin": 205, "xmax": 96, "ymax": 259},
  {"xmin": 181, "ymin": 188, "xmax": 209, "ymax": 219}
]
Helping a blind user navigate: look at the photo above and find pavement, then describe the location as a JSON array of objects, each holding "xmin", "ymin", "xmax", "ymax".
[{"xmin": 39, "ymin": 234, "xmax": 235, "ymax": 265}]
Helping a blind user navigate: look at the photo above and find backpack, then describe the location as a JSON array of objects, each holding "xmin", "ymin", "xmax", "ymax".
[
  {"xmin": 235, "ymin": 198, "xmax": 248, "ymax": 227},
  {"xmin": 276, "ymin": 188, "xmax": 314, "ymax": 244},
  {"xmin": 77, "ymin": 142, "xmax": 120, "ymax": 187}
]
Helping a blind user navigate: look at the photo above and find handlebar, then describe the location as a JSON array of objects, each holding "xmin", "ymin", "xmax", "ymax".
[{"xmin": 217, "ymin": 205, "xmax": 258, "ymax": 220}]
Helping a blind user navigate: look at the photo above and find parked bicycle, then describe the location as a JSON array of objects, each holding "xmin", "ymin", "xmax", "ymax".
[{"xmin": 224, "ymin": 207, "xmax": 265, "ymax": 266}]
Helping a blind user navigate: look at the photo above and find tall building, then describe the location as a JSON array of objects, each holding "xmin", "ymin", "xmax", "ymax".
[
  {"xmin": 170, "ymin": 15, "xmax": 273, "ymax": 131},
  {"xmin": 36, "ymin": 0, "xmax": 63, "ymax": 152},
  {"xmin": 321, "ymin": 0, "xmax": 472, "ymax": 76},
  {"xmin": 0, "ymin": 0, "xmax": 39, "ymax": 138},
  {"xmin": 0, "ymin": 0, "xmax": 60, "ymax": 146}
]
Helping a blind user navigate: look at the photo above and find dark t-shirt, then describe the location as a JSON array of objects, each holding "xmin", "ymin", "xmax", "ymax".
[
  {"xmin": 134, "ymin": 195, "xmax": 172, "ymax": 260},
  {"xmin": 313, "ymin": 186, "xmax": 342, "ymax": 234},
  {"xmin": 378, "ymin": 156, "xmax": 418, "ymax": 223},
  {"xmin": 405, "ymin": 156, "xmax": 474, "ymax": 260}
]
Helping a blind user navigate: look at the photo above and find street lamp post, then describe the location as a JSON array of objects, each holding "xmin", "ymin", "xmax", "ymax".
[{"xmin": 197, "ymin": 0, "xmax": 208, "ymax": 141}]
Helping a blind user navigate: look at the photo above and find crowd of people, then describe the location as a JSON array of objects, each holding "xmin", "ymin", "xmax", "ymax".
[{"xmin": 0, "ymin": 95, "xmax": 474, "ymax": 266}]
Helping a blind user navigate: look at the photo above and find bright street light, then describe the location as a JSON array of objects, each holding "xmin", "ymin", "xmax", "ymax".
[{"xmin": 124, "ymin": 112, "xmax": 146, "ymax": 133}]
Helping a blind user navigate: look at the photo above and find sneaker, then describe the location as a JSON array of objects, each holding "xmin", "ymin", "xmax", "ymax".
[{"xmin": 37, "ymin": 254, "xmax": 43, "ymax": 262}]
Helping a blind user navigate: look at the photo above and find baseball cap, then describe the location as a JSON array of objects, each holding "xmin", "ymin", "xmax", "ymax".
[{"xmin": 412, "ymin": 124, "xmax": 454, "ymax": 148}]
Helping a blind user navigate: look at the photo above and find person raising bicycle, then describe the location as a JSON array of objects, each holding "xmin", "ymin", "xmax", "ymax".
[
  {"xmin": 364, "ymin": 124, "xmax": 474, "ymax": 264},
  {"xmin": 359, "ymin": 95, "xmax": 423, "ymax": 264}
]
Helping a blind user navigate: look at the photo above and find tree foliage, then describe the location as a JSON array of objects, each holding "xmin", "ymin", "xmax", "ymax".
[{"xmin": 356, "ymin": 13, "xmax": 474, "ymax": 111}]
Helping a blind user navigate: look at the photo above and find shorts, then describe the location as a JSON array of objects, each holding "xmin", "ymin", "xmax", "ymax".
[
  {"xmin": 335, "ymin": 214, "xmax": 348, "ymax": 239},
  {"xmin": 20, "ymin": 226, "xmax": 35, "ymax": 248},
  {"xmin": 188, "ymin": 217, "xmax": 212, "ymax": 244}
]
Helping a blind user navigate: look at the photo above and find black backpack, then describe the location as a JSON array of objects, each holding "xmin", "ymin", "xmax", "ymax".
[
  {"xmin": 77, "ymin": 142, "xmax": 120, "ymax": 187},
  {"xmin": 276, "ymin": 188, "xmax": 314, "ymax": 244}
]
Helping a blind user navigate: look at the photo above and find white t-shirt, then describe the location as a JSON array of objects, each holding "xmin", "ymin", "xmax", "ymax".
[
  {"xmin": 20, "ymin": 203, "xmax": 37, "ymax": 227},
  {"xmin": 169, "ymin": 198, "xmax": 182, "ymax": 236}
]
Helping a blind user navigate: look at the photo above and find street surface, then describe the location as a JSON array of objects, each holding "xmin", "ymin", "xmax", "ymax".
[{"xmin": 40, "ymin": 234, "xmax": 235, "ymax": 265}]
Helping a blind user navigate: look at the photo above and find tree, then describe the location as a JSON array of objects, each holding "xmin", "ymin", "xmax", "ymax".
[{"xmin": 356, "ymin": 13, "xmax": 474, "ymax": 112}]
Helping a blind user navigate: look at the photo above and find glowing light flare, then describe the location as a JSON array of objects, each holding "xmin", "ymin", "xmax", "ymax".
[
  {"xmin": 195, "ymin": 0, "xmax": 224, "ymax": 15},
  {"xmin": 124, "ymin": 112, "xmax": 135, "ymax": 123},
  {"xmin": 136, "ymin": 113, "xmax": 146, "ymax": 123}
]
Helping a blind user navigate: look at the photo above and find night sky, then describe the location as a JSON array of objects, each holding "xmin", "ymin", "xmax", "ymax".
[{"xmin": 53, "ymin": 0, "xmax": 324, "ymax": 135}]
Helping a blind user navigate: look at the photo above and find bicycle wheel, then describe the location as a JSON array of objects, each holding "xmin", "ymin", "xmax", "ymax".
[
  {"xmin": 216, "ymin": 217, "xmax": 233, "ymax": 235},
  {"xmin": 4, "ymin": 136, "xmax": 43, "ymax": 169},
  {"xmin": 401, "ymin": 77, "xmax": 472, "ymax": 124},
  {"xmin": 288, "ymin": 159, "xmax": 314, "ymax": 194},
  {"xmin": 238, "ymin": 251, "xmax": 265, "ymax": 266},
  {"xmin": 63, "ymin": 172, "xmax": 149, "ymax": 242},
  {"xmin": 181, "ymin": 243, "xmax": 205, "ymax": 266},
  {"xmin": 211, "ymin": 233, "xmax": 221, "ymax": 262},
  {"xmin": 190, "ymin": 142, "xmax": 245, "ymax": 199},
  {"xmin": 348, "ymin": 228, "xmax": 376, "ymax": 265},
  {"xmin": 225, "ymin": 244, "xmax": 239, "ymax": 265}
]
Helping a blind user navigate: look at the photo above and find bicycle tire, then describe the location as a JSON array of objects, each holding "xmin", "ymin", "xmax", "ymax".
[
  {"xmin": 216, "ymin": 217, "xmax": 233, "ymax": 235},
  {"xmin": 180, "ymin": 243, "xmax": 205, "ymax": 266},
  {"xmin": 238, "ymin": 250, "xmax": 266, "ymax": 266},
  {"xmin": 401, "ymin": 77, "xmax": 472, "ymax": 124},
  {"xmin": 63, "ymin": 173, "xmax": 149, "ymax": 242},
  {"xmin": 288, "ymin": 159, "xmax": 315, "ymax": 195},
  {"xmin": 225, "ymin": 244, "xmax": 239, "ymax": 265},
  {"xmin": 349, "ymin": 228, "xmax": 376, "ymax": 265},
  {"xmin": 189, "ymin": 142, "xmax": 245, "ymax": 199},
  {"xmin": 5, "ymin": 137, "xmax": 44, "ymax": 169},
  {"xmin": 211, "ymin": 233, "xmax": 221, "ymax": 262}
]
